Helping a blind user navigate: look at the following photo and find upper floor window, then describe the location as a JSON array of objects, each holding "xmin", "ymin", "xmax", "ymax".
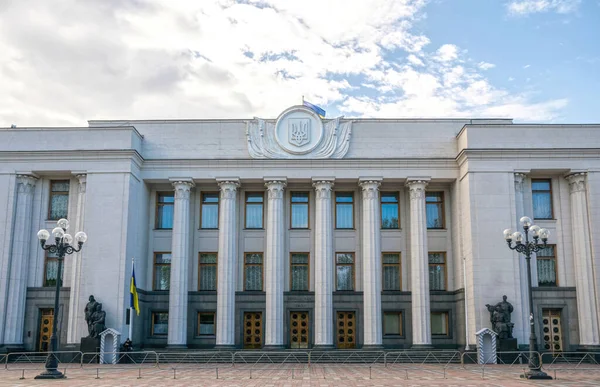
[
  {"xmin": 381, "ymin": 192, "xmax": 399, "ymax": 229},
  {"xmin": 198, "ymin": 253, "xmax": 217, "ymax": 291},
  {"xmin": 244, "ymin": 253, "xmax": 263, "ymax": 291},
  {"xmin": 428, "ymin": 252, "xmax": 446, "ymax": 291},
  {"xmin": 290, "ymin": 253, "xmax": 309, "ymax": 291},
  {"xmin": 201, "ymin": 192, "xmax": 219, "ymax": 229},
  {"xmin": 426, "ymin": 192, "xmax": 444, "ymax": 229},
  {"xmin": 382, "ymin": 253, "xmax": 401, "ymax": 290},
  {"xmin": 383, "ymin": 312, "xmax": 403, "ymax": 336},
  {"xmin": 49, "ymin": 180, "xmax": 69, "ymax": 220},
  {"xmin": 155, "ymin": 192, "xmax": 174, "ymax": 229},
  {"xmin": 291, "ymin": 192, "xmax": 309, "ymax": 229},
  {"xmin": 335, "ymin": 253, "xmax": 354, "ymax": 291},
  {"xmin": 431, "ymin": 311, "xmax": 449, "ymax": 336},
  {"xmin": 197, "ymin": 312, "xmax": 216, "ymax": 336},
  {"xmin": 44, "ymin": 251, "xmax": 63, "ymax": 287},
  {"xmin": 335, "ymin": 192, "xmax": 354, "ymax": 229},
  {"xmin": 153, "ymin": 253, "xmax": 171, "ymax": 290},
  {"xmin": 537, "ymin": 244, "xmax": 557, "ymax": 287},
  {"xmin": 245, "ymin": 193, "xmax": 264, "ymax": 229},
  {"xmin": 151, "ymin": 312, "xmax": 168, "ymax": 336},
  {"xmin": 532, "ymin": 179, "xmax": 553, "ymax": 219}
]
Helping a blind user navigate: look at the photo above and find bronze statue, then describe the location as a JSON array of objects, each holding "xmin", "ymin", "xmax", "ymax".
[
  {"xmin": 486, "ymin": 295, "xmax": 515, "ymax": 339},
  {"xmin": 84, "ymin": 295, "xmax": 98, "ymax": 337},
  {"xmin": 89, "ymin": 303, "xmax": 106, "ymax": 338}
]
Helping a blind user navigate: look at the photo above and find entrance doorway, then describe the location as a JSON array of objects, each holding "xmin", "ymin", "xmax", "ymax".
[
  {"xmin": 38, "ymin": 309, "xmax": 54, "ymax": 352},
  {"xmin": 542, "ymin": 309, "xmax": 563, "ymax": 353},
  {"xmin": 243, "ymin": 312, "xmax": 263, "ymax": 349},
  {"xmin": 336, "ymin": 311, "xmax": 356, "ymax": 349},
  {"xmin": 290, "ymin": 311, "xmax": 309, "ymax": 349}
]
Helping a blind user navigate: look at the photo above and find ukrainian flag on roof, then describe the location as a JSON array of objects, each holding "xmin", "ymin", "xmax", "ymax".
[{"xmin": 303, "ymin": 100, "xmax": 326, "ymax": 119}]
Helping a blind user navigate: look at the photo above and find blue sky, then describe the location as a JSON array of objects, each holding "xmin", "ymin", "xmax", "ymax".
[{"xmin": 0, "ymin": 0, "xmax": 598, "ymax": 126}]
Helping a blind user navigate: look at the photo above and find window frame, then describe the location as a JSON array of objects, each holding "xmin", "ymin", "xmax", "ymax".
[
  {"xmin": 151, "ymin": 311, "xmax": 169, "ymax": 336},
  {"xmin": 431, "ymin": 311, "xmax": 450, "ymax": 336},
  {"xmin": 426, "ymin": 191, "xmax": 445, "ymax": 229},
  {"xmin": 289, "ymin": 252, "xmax": 310, "ymax": 291},
  {"xmin": 198, "ymin": 252, "xmax": 218, "ymax": 291},
  {"xmin": 153, "ymin": 252, "xmax": 172, "ymax": 291},
  {"xmin": 335, "ymin": 252, "xmax": 355, "ymax": 291},
  {"xmin": 290, "ymin": 191, "xmax": 310, "ymax": 229},
  {"xmin": 382, "ymin": 252, "xmax": 402, "ymax": 291},
  {"xmin": 537, "ymin": 244, "xmax": 558, "ymax": 287},
  {"xmin": 335, "ymin": 192, "xmax": 355, "ymax": 229},
  {"xmin": 428, "ymin": 251, "xmax": 447, "ymax": 291},
  {"xmin": 197, "ymin": 312, "xmax": 216, "ymax": 336},
  {"xmin": 245, "ymin": 192, "xmax": 265, "ymax": 229},
  {"xmin": 383, "ymin": 311, "xmax": 404, "ymax": 336},
  {"xmin": 155, "ymin": 192, "xmax": 175, "ymax": 230},
  {"xmin": 243, "ymin": 252, "xmax": 264, "ymax": 291},
  {"xmin": 532, "ymin": 178, "xmax": 554, "ymax": 220},
  {"xmin": 43, "ymin": 251, "xmax": 62, "ymax": 287},
  {"xmin": 48, "ymin": 179, "xmax": 70, "ymax": 220},
  {"xmin": 200, "ymin": 192, "xmax": 219, "ymax": 229},
  {"xmin": 380, "ymin": 191, "xmax": 400, "ymax": 229}
]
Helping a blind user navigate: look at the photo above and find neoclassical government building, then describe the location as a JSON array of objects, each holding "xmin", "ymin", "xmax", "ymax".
[{"xmin": 0, "ymin": 105, "xmax": 599, "ymax": 352}]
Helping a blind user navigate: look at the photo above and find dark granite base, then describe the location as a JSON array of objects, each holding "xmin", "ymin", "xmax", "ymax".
[{"xmin": 80, "ymin": 337, "xmax": 100, "ymax": 364}]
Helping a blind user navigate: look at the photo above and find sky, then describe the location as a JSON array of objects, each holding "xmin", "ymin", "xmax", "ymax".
[{"xmin": 0, "ymin": 0, "xmax": 598, "ymax": 126}]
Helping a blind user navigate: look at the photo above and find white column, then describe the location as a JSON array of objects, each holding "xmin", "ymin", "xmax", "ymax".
[
  {"xmin": 514, "ymin": 172, "xmax": 530, "ymax": 344},
  {"xmin": 167, "ymin": 179, "xmax": 194, "ymax": 347},
  {"xmin": 215, "ymin": 179, "xmax": 239, "ymax": 348},
  {"xmin": 406, "ymin": 178, "xmax": 432, "ymax": 348},
  {"xmin": 3, "ymin": 174, "xmax": 37, "ymax": 345},
  {"xmin": 313, "ymin": 178, "xmax": 335, "ymax": 348},
  {"xmin": 360, "ymin": 178, "xmax": 383, "ymax": 347},
  {"xmin": 566, "ymin": 172, "xmax": 600, "ymax": 346},
  {"xmin": 67, "ymin": 174, "xmax": 87, "ymax": 344},
  {"xmin": 264, "ymin": 179, "xmax": 286, "ymax": 348}
]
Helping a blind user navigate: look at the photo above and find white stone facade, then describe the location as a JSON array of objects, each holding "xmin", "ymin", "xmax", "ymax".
[{"xmin": 0, "ymin": 106, "xmax": 599, "ymax": 351}]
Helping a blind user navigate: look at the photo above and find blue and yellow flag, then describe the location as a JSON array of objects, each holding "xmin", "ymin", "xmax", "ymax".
[
  {"xmin": 303, "ymin": 100, "xmax": 326, "ymax": 118},
  {"xmin": 130, "ymin": 266, "xmax": 140, "ymax": 316}
]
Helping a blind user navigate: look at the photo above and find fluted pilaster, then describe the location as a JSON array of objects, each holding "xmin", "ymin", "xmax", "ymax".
[
  {"xmin": 406, "ymin": 178, "xmax": 431, "ymax": 347},
  {"xmin": 167, "ymin": 179, "xmax": 194, "ymax": 347},
  {"xmin": 514, "ymin": 172, "xmax": 530, "ymax": 344},
  {"xmin": 215, "ymin": 179, "xmax": 240, "ymax": 347},
  {"xmin": 360, "ymin": 178, "xmax": 382, "ymax": 347}
]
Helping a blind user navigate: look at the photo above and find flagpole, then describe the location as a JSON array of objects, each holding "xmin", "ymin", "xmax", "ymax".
[{"xmin": 129, "ymin": 257, "xmax": 134, "ymax": 341}]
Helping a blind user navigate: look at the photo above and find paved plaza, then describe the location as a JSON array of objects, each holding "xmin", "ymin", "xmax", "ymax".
[{"xmin": 1, "ymin": 365, "xmax": 599, "ymax": 386}]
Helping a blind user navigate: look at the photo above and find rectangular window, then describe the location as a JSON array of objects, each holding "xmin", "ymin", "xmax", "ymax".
[
  {"xmin": 245, "ymin": 193, "xmax": 264, "ymax": 229},
  {"xmin": 155, "ymin": 192, "xmax": 174, "ymax": 229},
  {"xmin": 153, "ymin": 253, "xmax": 171, "ymax": 290},
  {"xmin": 381, "ymin": 192, "xmax": 399, "ymax": 229},
  {"xmin": 532, "ymin": 179, "xmax": 553, "ymax": 219},
  {"xmin": 429, "ymin": 252, "xmax": 446, "ymax": 291},
  {"xmin": 198, "ymin": 253, "xmax": 217, "ymax": 291},
  {"xmin": 244, "ymin": 253, "xmax": 263, "ymax": 291},
  {"xmin": 426, "ymin": 192, "xmax": 444, "ymax": 229},
  {"xmin": 383, "ymin": 312, "xmax": 403, "ymax": 336},
  {"xmin": 197, "ymin": 312, "xmax": 216, "ymax": 336},
  {"xmin": 335, "ymin": 192, "xmax": 354, "ymax": 229},
  {"xmin": 201, "ymin": 192, "xmax": 219, "ymax": 229},
  {"xmin": 335, "ymin": 253, "xmax": 355, "ymax": 291},
  {"xmin": 291, "ymin": 192, "xmax": 309, "ymax": 229},
  {"xmin": 49, "ymin": 180, "xmax": 69, "ymax": 220},
  {"xmin": 382, "ymin": 253, "xmax": 401, "ymax": 291},
  {"xmin": 431, "ymin": 312, "xmax": 449, "ymax": 335},
  {"xmin": 290, "ymin": 253, "xmax": 309, "ymax": 291},
  {"xmin": 537, "ymin": 244, "xmax": 557, "ymax": 287},
  {"xmin": 151, "ymin": 312, "xmax": 168, "ymax": 336},
  {"xmin": 43, "ymin": 251, "xmax": 63, "ymax": 287}
]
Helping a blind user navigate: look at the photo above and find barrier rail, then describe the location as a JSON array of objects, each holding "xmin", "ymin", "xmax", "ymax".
[
  {"xmin": 5, "ymin": 351, "xmax": 83, "ymax": 370},
  {"xmin": 231, "ymin": 351, "xmax": 309, "ymax": 379},
  {"xmin": 81, "ymin": 351, "xmax": 159, "ymax": 368},
  {"xmin": 310, "ymin": 350, "xmax": 384, "ymax": 366},
  {"xmin": 541, "ymin": 351, "xmax": 600, "ymax": 379},
  {"xmin": 384, "ymin": 350, "xmax": 461, "ymax": 367},
  {"xmin": 461, "ymin": 351, "xmax": 539, "ymax": 379},
  {"xmin": 157, "ymin": 351, "xmax": 233, "ymax": 369}
]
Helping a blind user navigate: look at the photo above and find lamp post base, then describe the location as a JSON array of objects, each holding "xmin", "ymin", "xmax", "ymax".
[
  {"xmin": 520, "ymin": 369, "xmax": 552, "ymax": 380},
  {"xmin": 34, "ymin": 369, "xmax": 66, "ymax": 379}
]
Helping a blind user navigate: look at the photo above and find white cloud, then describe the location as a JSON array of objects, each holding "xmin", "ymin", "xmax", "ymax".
[
  {"xmin": 506, "ymin": 0, "xmax": 581, "ymax": 16},
  {"xmin": 477, "ymin": 61, "xmax": 496, "ymax": 70},
  {"xmin": 0, "ymin": 0, "xmax": 567, "ymax": 126},
  {"xmin": 523, "ymin": 64, "xmax": 531, "ymax": 68}
]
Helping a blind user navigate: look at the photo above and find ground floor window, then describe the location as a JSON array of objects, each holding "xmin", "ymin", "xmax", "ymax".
[
  {"xmin": 152, "ymin": 312, "xmax": 168, "ymax": 336},
  {"xmin": 197, "ymin": 312, "xmax": 215, "ymax": 336},
  {"xmin": 431, "ymin": 312, "xmax": 449, "ymax": 336},
  {"xmin": 383, "ymin": 312, "xmax": 403, "ymax": 336}
]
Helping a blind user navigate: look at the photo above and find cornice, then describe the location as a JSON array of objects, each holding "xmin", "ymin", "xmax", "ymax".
[
  {"xmin": 456, "ymin": 148, "xmax": 600, "ymax": 167},
  {"xmin": 0, "ymin": 149, "xmax": 144, "ymax": 168}
]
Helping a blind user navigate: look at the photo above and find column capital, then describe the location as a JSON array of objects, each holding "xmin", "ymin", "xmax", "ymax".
[
  {"xmin": 218, "ymin": 179, "xmax": 240, "ymax": 200},
  {"xmin": 313, "ymin": 178, "xmax": 334, "ymax": 199},
  {"xmin": 171, "ymin": 179, "xmax": 194, "ymax": 199},
  {"xmin": 265, "ymin": 179, "xmax": 286, "ymax": 199},
  {"xmin": 75, "ymin": 174, "xmax": 87, "ymax": 193},
  {"xmin": 514, "ymin": 173, "xmax": 526, "ymax": 193},
  {"xmin": 359, "ymin": 178, "xmax": 381, "ymax": 200},
  {"xmin": 566, "ymin": 172, "xmax": 587, "ymax": 193},
  {"xmin": 406, "ymin": 177, "xmax": 429, "ymax": 199},
  {"xmin": 16, "ymin": 174, "xmax": 38, "ymax": 194}
]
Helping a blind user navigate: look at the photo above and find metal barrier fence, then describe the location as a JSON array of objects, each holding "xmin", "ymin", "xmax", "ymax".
[
  {"xmin": 385, "ymin": 350, "xmax": 461, "ymax": 367},
  {"xmin": 310, "ymin": 350, "xmax": 384, "ymax": 366},
  {"xmin": 5, "ymin": 351, "xmax": 83, "ymax": 370},
  {"xmin": 461, "ymin": 351, "xmax": 540, "ymax": 379}
]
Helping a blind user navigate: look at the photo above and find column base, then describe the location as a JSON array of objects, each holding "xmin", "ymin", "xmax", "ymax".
[
  {"xmin": 263, "ymin": 345, "xmax": 285, "ymax": 350},
  {"xmin": 362, "ymin": 344, "xmax": 383, "ymax": 350},
  {"xmin": 312, "ymin": 344, "xmax": 335, "ymax": 350},
  {"xmin": 521, "ymin": 369, "xmax": 552, "ymax": 380},
  {"xmin": 410, "ymin": 344, "xmax": 434, "ymax": 350},
  {"xmin": 214, "ymin": 344, "xmax": 237, "ymax": 350},
  {"xmin": 166, "ymin": 344, "xmax": 188, "ymax": 350}
]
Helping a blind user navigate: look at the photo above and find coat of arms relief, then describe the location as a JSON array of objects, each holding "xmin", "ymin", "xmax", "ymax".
[{"xmin": 246, "ymin": 106, "xmax": 352, "ymax": 159}]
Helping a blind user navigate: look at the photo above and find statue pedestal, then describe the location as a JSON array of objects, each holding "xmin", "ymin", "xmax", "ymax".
[
  {"xmin": 498, "ymin": 338, "xmax": 518, "ymax": 352},
  {"xmin": 80, "ymin": 337, "xmax": 100, "ymax": 364}
]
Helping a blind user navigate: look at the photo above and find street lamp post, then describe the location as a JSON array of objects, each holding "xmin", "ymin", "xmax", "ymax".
[
  {"xmin": 34, "ymin": 218, "xmax": 87, "ymax": 380},
  {"xmin": 503, "ymin": 216, "xmax": 552, "ymax": 380}
]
